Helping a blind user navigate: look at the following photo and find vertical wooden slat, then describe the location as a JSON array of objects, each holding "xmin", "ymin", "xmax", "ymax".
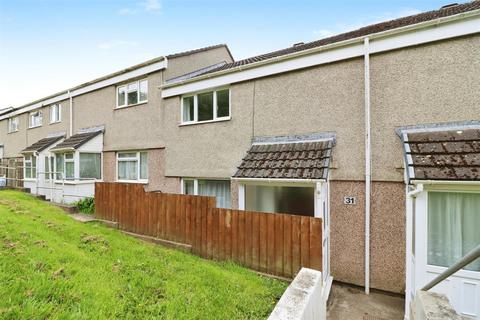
[
  {"xmin": 309, "ymin": 218, "xmax": 322, "ymax": 271},
  {"xmin": 267, "ymin": 213, "xmax": 276, "ymax": 274},
  {"xmin": 291, "ymin": 215, "xmax": 302, "ymax": 275},
  {"xmin": 224, "ymin": 209, "xmax": 232, "ymax": 260},
  {"xmin": 259, "ymin": 213, "xmax": 268, "ymax": 273},
  {"xmin": 206, "ymin": 205, "xmax": 213, "ymax": 259},
  {"xmin": 300, "ymin": 216, "xmax": 311, "ymax": 268},
  {"xmin": 244, "ymin": 211, "xmax": 252, "ymax": 268},
  {"xmin": 231, "ymin": 210, "xmax": 238, "ymax": 262},
  {"xmin": 238, "ymin": 210, "xmax": 245, "ymax": 265},
  {"xmin": 251, "ymin": 212, "xmax": 260, "ymax": 271},
  {"xmin": 218, "ymin": 209, "xmax": 225, "ymax": 260},
  {"xmin": 283, "ymin": 215, "xmax": 293, "ymax": 277},
  {"xmin": 274, "ymin": 214, "xmax": 284, "ymax": 276}
]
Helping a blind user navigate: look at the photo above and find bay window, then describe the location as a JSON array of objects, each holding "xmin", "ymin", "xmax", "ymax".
[
  {"xmin": 8, "ymin": 117, "xmax": 19, "ymax": 133},
  {"xmin": 181, "ymin": 88, "xmax": 230, "ymax": 124},
  {"xmin": 24, "ymin": 155, "xmax": 36, "ymax": 179},
  {"xmin": 182, "ymin": 178, "xmax": 231, "ymax": 208},
  {"xmin": 117, "ymin": 151, "xmax": 148, "ymax": 182},
  {"xmin": 116, "ymin": 79, "xmax": 148, "ymax": 108},
  {"xmin": 29, "ymin": 110, "xmax": 43, "ymax": 128},
  {"xmin": 50, "ymin": 104, "xmax": 61, "ymax": 123},
  {"xmin": 428, "ymin": 191, "xmax": 480, "ymax": 271}
]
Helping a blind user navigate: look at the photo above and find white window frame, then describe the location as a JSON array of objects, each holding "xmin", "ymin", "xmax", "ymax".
[
  {"xmin": 7, "ymin": 116, "xmax": 19, "ymax": 133},
  {"xmin": 24, "ymin": 154, "xmax": 37, "ymax": 180},
  {"xmin": 28, "ymin": 110, "xmax": 43, "ymax": 128},
  {"xmin": 79, "ymin": 152, "xmax": 102, "ymax": 180},
  {"xmin": 116, "ymin": 151, "xmax": 148, "ymax": 183},
  {"xmin": 50, "ymin": 104, "xmax": 62, "ymax": 124},
  {"xmin": 116, "ymin": 78, "xmax": 148, "ymax": 109},
  {"xmin": 180, "ymin": 88, "xmax": 231, "ymax": 125}
]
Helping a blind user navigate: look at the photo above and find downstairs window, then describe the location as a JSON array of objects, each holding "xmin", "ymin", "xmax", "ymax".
[
  {"xmin": 182, "ymin": 179, "xmax": 231, "ymax": 209},
  {"xmin": 428, "ymin": 191, "xmax": 480, "ymax": 271}
]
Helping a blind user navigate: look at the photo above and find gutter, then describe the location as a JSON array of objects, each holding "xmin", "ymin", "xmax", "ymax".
[
  {"xmin": 161, "ymin": 10, "xmax": 480, "ymax": 90},
  {"xmin": 411, "ymin": 180, "xmax": 480, "ymax": 186},
  {"xmin": 231, "ymin": 177, "xmax": 326, "ymax": 184}
]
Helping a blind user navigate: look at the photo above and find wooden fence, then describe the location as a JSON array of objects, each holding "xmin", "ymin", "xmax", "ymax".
[{"xmin": 95, "ymin": 182, "xmax": 322, "ymax": 279}]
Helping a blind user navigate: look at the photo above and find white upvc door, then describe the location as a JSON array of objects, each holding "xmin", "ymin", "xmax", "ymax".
[
  {"xmin": 315, "ymin": 181, "xmax": 332, "ymax": 299},
  {"xmin": 414, "ymin": 190, "xmax": 480, "ymax": 319}
]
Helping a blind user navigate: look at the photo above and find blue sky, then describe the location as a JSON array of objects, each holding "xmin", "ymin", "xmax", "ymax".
[{"xmin": 0, "ymin": 0, "xmax": 451, "ymax": 109}]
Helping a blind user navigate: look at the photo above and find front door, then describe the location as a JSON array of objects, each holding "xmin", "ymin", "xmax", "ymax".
[
  {"xmin": 414, "ymin": 190, "xmax": 480, "ymax": 319},
  {"xmin": 316, "ymin": 182, "xmax": 331, "ymax": 291}
]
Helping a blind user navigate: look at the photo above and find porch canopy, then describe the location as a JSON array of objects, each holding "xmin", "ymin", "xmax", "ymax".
[
  {"xmin": 50, "ymin": 130, "xmax": 102, "ymax": 152},
  {"xmin": 21, "ymin": 135, "xmax": 64, "ymax": 154},
  {"xmin": 232, "ymin": 133, "xmax": 335, "ymax": 217},
  {"xmin": 400, "ymin": 126, "xmax": 480, "ymax": 183},
  {"xmin": 233, "ymin": 134, "xmax": 335, "ymax": 181}
]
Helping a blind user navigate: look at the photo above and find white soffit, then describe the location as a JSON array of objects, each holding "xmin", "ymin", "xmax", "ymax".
[
  {"xmin": 161, "ymin": 14, "xmax": 480, "ymax": 98},
  {"xmin": 0, "ymin": 59, "xmax": 167, "ymax": 121}
]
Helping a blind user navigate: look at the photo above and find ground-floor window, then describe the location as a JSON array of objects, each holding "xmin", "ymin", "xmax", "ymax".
[
  {"xmin": 44, "ymin": 156, "xmax": 55, "ymax": 180},
  {"xmin": 428, "ymin": 191, "xmax": 480, "ymax": 271},
  {"xmin": 24, "ymin": 154, "xmax": 37, "ymax": 179},
  {"xmin": 182, "ymin": 178, "xmax": 231, "ymax": 209},
  {"xmin": 54, "ymin": 152, "xmax": 101, "ymax": 181},
  {"xmin": 79, "ymin": 153, "xmax": 101, "ymax": 180},
  {"xmin": 117, "ymin": 151, "xmax": 148, "ymax": 182},
  {"xmin": 245, "ymin": 185, "xmax": 314, "ymax": 217}
]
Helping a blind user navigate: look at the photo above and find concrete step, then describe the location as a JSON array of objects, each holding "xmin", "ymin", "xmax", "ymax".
[{"xmin": 52, "ymin": 202, "xmax": 79, "ymax": 214}]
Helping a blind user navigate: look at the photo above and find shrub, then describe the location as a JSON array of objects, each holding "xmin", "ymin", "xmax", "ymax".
[{"xmin": 74, "ymin": 197, "xmax": 95, "ymax": 214}]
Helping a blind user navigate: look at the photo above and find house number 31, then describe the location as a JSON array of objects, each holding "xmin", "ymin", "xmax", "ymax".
[{"xmin": 344, "ymin": 196, "xmax": 356, "ymax": 205}]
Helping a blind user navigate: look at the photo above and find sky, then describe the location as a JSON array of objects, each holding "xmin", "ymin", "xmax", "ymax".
[{"xmin": 0, "ymin": 0, "xmax": 452, "ymax": 110}]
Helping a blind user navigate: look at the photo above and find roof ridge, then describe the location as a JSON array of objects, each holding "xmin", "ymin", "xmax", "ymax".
[{"xmin": 196, "ymin": 1, "xmax": 480, "ymax": 77}]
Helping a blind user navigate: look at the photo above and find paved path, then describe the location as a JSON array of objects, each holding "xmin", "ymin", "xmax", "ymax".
[
  {"xmin": 327, "ymin": 282, "xmax": 405, "ymax": 320},
  {"xmin": 70, "ymin": 213, "xmax": 96, "ymax": 223}
]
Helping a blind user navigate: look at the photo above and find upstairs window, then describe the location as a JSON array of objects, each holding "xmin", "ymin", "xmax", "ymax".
[
  {"xmin": 117, "ymin": 79, "xmax": 148, "ymax": 108},
  {"xmin": 117, "ymin": 151, "xmax": 148, "ymax": 182},
  {"xmin": 181, "ymin": 88, "xmax": 230, "ymax": 124},
  {"xmin": 29, "ymin": 110, "xmax": 43, "ymax": 128},
  {"xmin": 50, "ymin": 104, "xmax": 61, "ymax": 123},
  {"xmin": 7, "ymin": 117, "xmax": 19, "ymax": 133}
]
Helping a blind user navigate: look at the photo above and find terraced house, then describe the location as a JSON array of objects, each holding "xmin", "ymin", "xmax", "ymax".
[{"xmin": 1, "ymin": 2, "xmax": 480, "ymax": 318}]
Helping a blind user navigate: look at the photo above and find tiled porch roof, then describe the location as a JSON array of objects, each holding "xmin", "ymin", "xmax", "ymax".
[
  {"xmin": 402, "ymin": 128, "xmax": 480, "ymax": 181},
  {"xmin": 233, "ymin": 139, "xmax": 334, "ymax": 180},
  {"xmin": 21, "ymin": 135, "xmax": 64, "ymax": 153},
  {"xmin": 50, "ymin": 130, "xmax": 102, "ymax": 151}
]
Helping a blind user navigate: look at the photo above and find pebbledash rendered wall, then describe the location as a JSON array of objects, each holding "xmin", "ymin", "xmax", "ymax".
[{"xmin": 162, "ymin": 34, "xmax": 480, "ymax": 293}]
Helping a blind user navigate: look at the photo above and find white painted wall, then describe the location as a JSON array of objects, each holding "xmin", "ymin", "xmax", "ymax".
[{"xmin": 269, "ymin": 268, "xmax": 326, "ymax": 320}]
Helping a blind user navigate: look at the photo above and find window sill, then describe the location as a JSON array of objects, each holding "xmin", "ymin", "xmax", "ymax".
[
  {"xmin": 54, "ymin": 180, "xmax": 100, "ymax": 185},
  {"xmin": 179, "ymin": 117, "xmax": 231, "ymax": 127},
  {"xmin": 114, "ymin": 101, "xmax": 148, "ymax": 110},
  {"xmin": 24, "ymin": 178, "xmax": 36, "ymax": 182},
  {"xmin": 49, "ymin": 121, "xmax": 61, "ymax": 125},
  {"xmin": 116, "ymin": 180, "xmax": 148, "ymax": 185},
  {"xmin": 28, "ymin": 125, "xmax": 42, "ymax": 130},
  {"xmin": 7, "ymin": 130, "xmax": 19, "ymax": 134}
]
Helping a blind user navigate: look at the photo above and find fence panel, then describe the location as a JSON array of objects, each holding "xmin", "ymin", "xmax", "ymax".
[{"xmin": 95, "ymin": 182, "xmax": 322, "ymax": 278}]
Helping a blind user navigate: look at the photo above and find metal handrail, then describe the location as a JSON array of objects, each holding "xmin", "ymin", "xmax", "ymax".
[{"xmin": 422, "ymin": 244, "xmax": 480, "ymax": 291}]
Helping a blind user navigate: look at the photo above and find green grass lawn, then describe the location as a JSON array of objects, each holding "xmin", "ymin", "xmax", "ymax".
[{"xmin": 0, "ymin": 190, "xmax": 287, "ymax": 319}]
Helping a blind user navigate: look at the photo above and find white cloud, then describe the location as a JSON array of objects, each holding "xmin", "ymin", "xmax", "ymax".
[
  {"xmin": 98, "ymin": 40, "xmax": 139, "ymax": 50},
  {"xmin": 142, "ymin": 0, "xmax": 161, "ymax": 12},
  {"xmin": 313, "ymin": 8, "xmax": 421, "ymax": 39},
  {"xmin": 118, "ymin": 0, "xmax": 161, "ymax": 15},
  {"xmin": 118, "ymin": 8, "xmax": 136, "ymax": 15}
]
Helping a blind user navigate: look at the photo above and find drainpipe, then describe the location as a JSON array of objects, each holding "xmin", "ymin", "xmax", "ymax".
[
  {"xmin": 364, "ymin": 37, "xmax": 371, "ymax": 295},
  {"xmin": 68, "ymin": 90, "xmax": 73, "ymax": 136}
]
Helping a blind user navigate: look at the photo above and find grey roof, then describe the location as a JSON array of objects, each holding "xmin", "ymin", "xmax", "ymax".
[
  {"xmin": 194, "ymin": 1, "xmax": 480, "ymax": 78},
  {"xmin": 21, "ymin": 135, "xmax": 64, "ymax": 153},
  {"xmin": 50, "ymin": 131, "xmax": 102, "ymax": 151},
  {"xmin": 402, "ymin": 128, "xmax": 480, "ymax": 182},
  {"xmin": 233, "ymin": 140, "xmax": 334, "ymax": 180}
]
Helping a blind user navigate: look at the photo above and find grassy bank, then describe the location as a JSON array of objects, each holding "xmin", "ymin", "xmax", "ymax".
[{"xmin": 0, "ymin": 190, "xmax": 286, "ymax": 319}]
